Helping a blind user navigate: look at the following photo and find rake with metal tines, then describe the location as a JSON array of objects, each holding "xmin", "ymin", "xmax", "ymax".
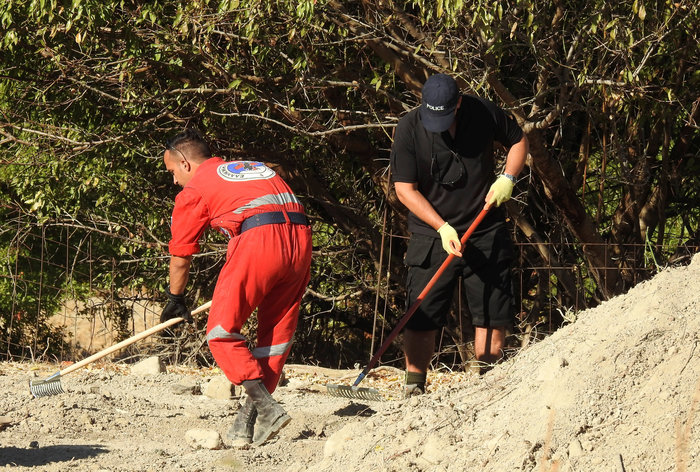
[
  {"xmin": 30, "ymin": 300, "xmax": 212, "ymax": 398},
  {"xmin": 326, "ymin": 207, "xmax": 490, "ymax": 402}
]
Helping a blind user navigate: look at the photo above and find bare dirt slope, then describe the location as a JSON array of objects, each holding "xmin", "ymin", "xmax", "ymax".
[{"xmin": 1, "ymin": 253, "xmax": 699, "ymax": 472}]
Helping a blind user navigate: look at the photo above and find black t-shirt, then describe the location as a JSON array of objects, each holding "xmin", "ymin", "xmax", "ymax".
[{"xmin": 390, "ymin": 94, "xmax": 523, "ymax": 237}]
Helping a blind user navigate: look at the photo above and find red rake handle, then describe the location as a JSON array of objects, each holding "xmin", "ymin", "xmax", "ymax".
[{"xmin": 352, "ymin": 207, "xmax": 490, "ymax": 387}]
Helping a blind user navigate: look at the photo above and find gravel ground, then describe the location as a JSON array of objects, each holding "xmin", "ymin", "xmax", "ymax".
[{"xmin": 1, "ymin": 253, "xmax": 699, "ymax": 471}]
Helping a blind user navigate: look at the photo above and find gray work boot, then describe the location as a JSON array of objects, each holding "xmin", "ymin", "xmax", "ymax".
[
  {"xmin": 227, "ymin": 396, "xmax": 257, "ymax": 447},
  {"xmin": 242, "ymin": 379, "xmax": 291, "ymax": 446}
]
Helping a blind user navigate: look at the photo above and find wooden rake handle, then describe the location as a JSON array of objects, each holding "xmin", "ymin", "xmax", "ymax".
[{"xmin": 60, "ymin": 300, "xmax": 212, "ymax": 377}]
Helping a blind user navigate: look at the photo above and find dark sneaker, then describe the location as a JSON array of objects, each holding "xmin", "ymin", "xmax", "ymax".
[{"xmin": 403, "ymin": 383, "xmax": 425, "ymax": 398}]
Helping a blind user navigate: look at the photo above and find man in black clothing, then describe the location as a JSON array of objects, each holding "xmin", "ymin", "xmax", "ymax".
[{"xmin": 390, "ymin": 73, "xmax": 529, "ymax": 395}]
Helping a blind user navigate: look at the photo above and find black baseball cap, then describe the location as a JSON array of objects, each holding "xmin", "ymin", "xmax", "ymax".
[{"xmin": 419, "ymin": 74, "xmax": 459, "ymax": 133}]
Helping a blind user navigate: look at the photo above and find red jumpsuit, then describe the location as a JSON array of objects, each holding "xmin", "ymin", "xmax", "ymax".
[{"xmin": 168, "ymin": 158, "xmax": 312, "ymax": 393}]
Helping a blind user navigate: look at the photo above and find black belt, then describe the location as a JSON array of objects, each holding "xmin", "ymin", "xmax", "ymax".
[{"xmin": 240, "ymin": 211, "xmax": 308, "ymax": 233}]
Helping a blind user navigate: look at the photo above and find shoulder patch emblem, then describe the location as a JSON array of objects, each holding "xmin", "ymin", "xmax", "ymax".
[{"xmin": 217, "ymin": 161, "xmax": 276, "ymax": 181}]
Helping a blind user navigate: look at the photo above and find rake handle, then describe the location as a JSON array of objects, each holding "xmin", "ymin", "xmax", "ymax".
[
  {"xmin": 59, "ymin": 300, "xmax": 212, "ymax": 377},
  {"xmin": 353, "ymin": 207, "xmax": 490, "ymax": 387}
]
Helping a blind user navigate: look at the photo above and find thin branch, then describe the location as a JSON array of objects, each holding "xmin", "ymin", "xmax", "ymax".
[
  {"xmin": 65, "ymin": 76, "xmax": 129, "ymax": 104},
  {"xmin": 305, "ymin": 287, "xmax": 364, "ymax": 302},
  {"xmin": 5, "ymin": 124, "xmax": 117, "ymax": 147},
  {"xmin": 209, "ymin": 111, "xmax": 395, "ymax": 136}
]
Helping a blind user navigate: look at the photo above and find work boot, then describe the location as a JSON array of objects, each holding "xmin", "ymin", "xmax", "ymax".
[
  {"xmin": 242, "ymin": 379, "xmax": 291, "ymax": 446},
  {"xmin": 226, "ymin": 396, "xmax": 257, "ymax": 447}
]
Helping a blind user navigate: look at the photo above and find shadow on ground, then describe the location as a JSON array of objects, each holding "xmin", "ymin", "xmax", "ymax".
[
  {"xmin": 0, "ymin": 444, "xmax": 108, "ymax": 467},
  {"xmin": 333, "ymin": 403, "xmax": 376, "ymax": 417}
]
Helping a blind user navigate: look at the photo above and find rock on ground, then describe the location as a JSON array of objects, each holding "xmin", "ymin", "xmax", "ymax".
[
  {"xmin": 185, "ymin": 429, "xmax": 223, "ymax": 450},
  {"xmin": 130, "ymin": 356, "xmax": 165, "ymax": 376}
]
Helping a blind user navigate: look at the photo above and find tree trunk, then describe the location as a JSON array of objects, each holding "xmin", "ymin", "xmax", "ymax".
[{"xmin": 525, "ymin": 130, "xmax": 622, "ymax": 299}]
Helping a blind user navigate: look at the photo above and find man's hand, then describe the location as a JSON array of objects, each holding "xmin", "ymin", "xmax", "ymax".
[
  {"xmin": 160, "ymin": 289, "xmax": 192, "ymax": 323},
  {"xmin": 437, "ymin": 222, "xmax": 462, "ymax": 257},
  {"xmin": 486, "ymin": 174, "xmax": 515, "ymax": 209}
]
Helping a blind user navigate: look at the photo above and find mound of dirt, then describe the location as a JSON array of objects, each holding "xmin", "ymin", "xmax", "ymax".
[
  {"xmin": 1, "ymin": 254, "xmax": 699, "ymax": 471},
  {"xmin": 311, "ymin": 253, "xmax": 700, "ymax": 472}
]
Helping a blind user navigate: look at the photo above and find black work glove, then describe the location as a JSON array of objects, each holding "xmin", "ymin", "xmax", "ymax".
[{"xmin": 160, "ymin": 289, "xmax": 192, "ymax": 323}]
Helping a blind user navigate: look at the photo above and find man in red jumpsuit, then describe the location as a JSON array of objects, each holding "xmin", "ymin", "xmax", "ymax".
[{"xmin": 160, "ymin": 129, "xmax": 312, "ymax": 447}]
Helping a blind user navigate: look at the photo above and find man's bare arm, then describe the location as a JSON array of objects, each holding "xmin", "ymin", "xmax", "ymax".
[
  {"xmin": 394, "ymin": 181, "xmax": 445, "ymax": 231},
  {"xmin": 169, "ymin": 255, "xmax": 192, "ymax": 295}
]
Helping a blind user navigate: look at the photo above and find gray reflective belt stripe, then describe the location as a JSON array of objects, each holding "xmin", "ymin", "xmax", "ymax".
[
  {"xmin": 206, "ymin": 325, "xmax": 247, "ymax": 343},
  {"xmin": 252, "ymin": 339, "xmax": 293, "ymax": 359},
  {"xmin": 233, "ymin": 193, "xmax": 301, "ymax": 214}
]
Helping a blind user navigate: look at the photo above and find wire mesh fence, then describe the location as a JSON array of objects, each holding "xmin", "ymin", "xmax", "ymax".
[{"xmin": 2, "ymin": 220, "xmax": 698, "ymax": 369}]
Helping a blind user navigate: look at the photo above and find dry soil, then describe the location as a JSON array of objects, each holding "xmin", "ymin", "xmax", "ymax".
[{"xmin": 2, "ymin": 253, "xmax": 700, "ymax": 471}]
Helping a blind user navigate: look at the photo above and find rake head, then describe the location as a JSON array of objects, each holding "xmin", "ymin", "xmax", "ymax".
[
  {"xmin": 326, "ymin": 384, "xmax": 384, "ymax": 402},
  {"xmin": 30, "ymin": 372, "xmax": 65, "ymax": 398}
]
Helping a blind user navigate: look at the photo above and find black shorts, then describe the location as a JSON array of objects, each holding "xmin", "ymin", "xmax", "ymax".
[{"xmin": 403, "ymin": 225, "xmax": 514, "ymax": 331}]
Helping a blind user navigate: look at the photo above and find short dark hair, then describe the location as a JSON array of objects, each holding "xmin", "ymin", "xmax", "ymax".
[{"xmin": 165, "ymin": 129, "xmax": 212, "ymax": 159}]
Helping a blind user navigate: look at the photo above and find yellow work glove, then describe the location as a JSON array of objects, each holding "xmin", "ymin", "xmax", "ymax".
[
  {"xmin": 486, "ymin": 174, "xmax": 516, "ymax": 208},
  {"xmin": 437, "ymin": 222, "xmax": 462, "ymax": 256}
]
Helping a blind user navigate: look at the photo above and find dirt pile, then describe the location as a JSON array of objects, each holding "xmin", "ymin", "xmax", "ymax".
[
  {"xmin": 1, "ymin": 253, "xmax": 699, "ymax": 471},
  {"xmin": 312, "ymin": 253, "xmax": 700, "ymax": 472}
]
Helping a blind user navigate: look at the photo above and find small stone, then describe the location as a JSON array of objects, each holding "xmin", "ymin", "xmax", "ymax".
[
  {"xmin": 185, "ymin": 429, "xmax": 222, "ymax": 450},
  {"xmin": 130, "ymin": 356, "xmax": 165, "ymax": 376},
  {"xmin": 0, "ymin": 416, "xmax": 11, "ymax": 430},
  {"xmin": 29, "ymin": 440, "xmax": 39, "ymax": 448},
  {"xmin": 581, "ymin": 439, "xmax": 594, "ymax": 452},
  {"xmin": 568, "ymin": 439, "xmax": 584, "ymax": 458},
  {"xmin": 202, "ymin": 376, "xmax": 235, "ymax": 400},
  {"xmin": 172, "ymin": 380, "xmax": 198, "ymax": 395}
]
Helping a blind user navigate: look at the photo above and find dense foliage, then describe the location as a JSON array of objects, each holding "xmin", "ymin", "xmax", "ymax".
[{"xmin": 1, "ymin": 0, "xmax": 698, "ymax": 367}]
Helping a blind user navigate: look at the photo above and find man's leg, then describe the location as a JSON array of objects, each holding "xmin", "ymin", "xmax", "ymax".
[
  {"xmin": 463, "ymin": 226, "xmax": 513, "ymax": 372},
  {"xmin": 404, "ymin": 328, "xmax": 436, "ymax": 373},
  {"xmin": 474, "ymin": 326, "xmax": 506, "ymax": 364},
  {"xmin": 402, "ymin": 234, "xmax": 456, "ymax": 395},
  {"xmin": 254, "ymin": 225, "xmax": 312, "ymax": 393},
  {"xmin": 403, "ymin": 328, "xmax": 436, "ymax": 395},
  {"xmin": 210, "ymin": 225, "xmax": 309, "ymax": 447},
  {"xmin": 206, "ymin": 260, "xmax": 264, "ymax": 386},
  {"xmin": 254, "ymin": 278, "xmax": 306, "ymax": 393}
]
